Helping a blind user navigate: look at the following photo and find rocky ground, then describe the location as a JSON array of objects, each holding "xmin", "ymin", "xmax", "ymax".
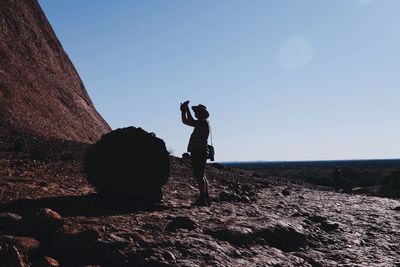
[{"xmin": 0, "ymin": 150, "xmax": 399, "ymax": 266}]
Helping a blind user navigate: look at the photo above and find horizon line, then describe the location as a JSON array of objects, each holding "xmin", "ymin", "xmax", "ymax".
[{"xmin": 220, "ymin": 158, "xmax": 400, "ymax": 164}]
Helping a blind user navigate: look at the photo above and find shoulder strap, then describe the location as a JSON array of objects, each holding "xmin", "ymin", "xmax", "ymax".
[{"xmin": 208, "ymin": 120, "xmax": 213, "ymax": 147}]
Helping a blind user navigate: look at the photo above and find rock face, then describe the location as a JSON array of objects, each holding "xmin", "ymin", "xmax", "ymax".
[
  {"xmin": 0, "ymin": 0, "xmax": 110, "ymax": 144},
  {"xmin": 84, "ymin": 127, "xmax": 170, "ymax": 202}
]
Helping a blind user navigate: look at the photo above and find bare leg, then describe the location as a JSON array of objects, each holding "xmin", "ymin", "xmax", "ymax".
[
  {"xmin": 203, "ymin": 176, "xmax": 209, "ymax": 196},
  {"xmin": 196, "ymin": 177, "xmax": 205, "ymax": 196},
  {"xmin": 194, "ymin": 162, "xmax": 207, "ymax": 197},
  {"xmin": 191, "ymin": 152, "xmax": 209, "ymax": 205}
]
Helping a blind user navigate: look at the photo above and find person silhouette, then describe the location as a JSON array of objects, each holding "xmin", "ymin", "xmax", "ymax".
[{"xmin": 180, "ymin": 101, "xmax": 211, "ymax": 206}]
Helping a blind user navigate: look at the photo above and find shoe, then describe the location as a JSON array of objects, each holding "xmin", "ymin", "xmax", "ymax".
[{"xmin": 191, "ymin": 197, "xmax": 208, "ymax": 207}]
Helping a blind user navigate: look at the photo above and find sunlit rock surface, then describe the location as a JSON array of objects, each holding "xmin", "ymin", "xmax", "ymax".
[
  {"xmin": 0, "ymin": 151, "xmax": 399, "ymax": 266},
  {"xmin": 0, "ymin": 0, "xmax": 110, "ymax": 144}
]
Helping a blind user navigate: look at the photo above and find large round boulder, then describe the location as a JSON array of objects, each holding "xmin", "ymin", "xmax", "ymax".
[{"xmin": 84, "ymin": 127, "xmax": 170, "ymax": 202}]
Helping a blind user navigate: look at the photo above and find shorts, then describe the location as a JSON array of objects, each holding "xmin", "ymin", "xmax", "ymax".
[{"xmin": 191, "ymin": 151, "xmax": 207, "ymax": 181}]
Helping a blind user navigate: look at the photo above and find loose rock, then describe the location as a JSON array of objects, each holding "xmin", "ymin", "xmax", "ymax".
[
  {"xmin": 205, "ymin": 225, "xmax": 253, "ymax": 245},
  {"xmin": 320, "ymin": 221, "xmax": 339, "ymax": 232},
  {"xmin": 255, "ymin": 221, "xmax": 307, "ymax": 252},
  {"xmin": 84, "ymin": 127, "xmax": 170, "ymax": 202},
  {"xmin": 166, "ymin": 217, "xmax": 197, "ymax": 232},
  {"xmin": 31, "ymin": 257, "xmax": 60, "ymax": 267}
]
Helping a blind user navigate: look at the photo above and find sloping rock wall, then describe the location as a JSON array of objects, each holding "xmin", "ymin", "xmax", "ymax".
[{"xmin": 0, "ymin": 0, "xmax": 110, "ymax": 144}]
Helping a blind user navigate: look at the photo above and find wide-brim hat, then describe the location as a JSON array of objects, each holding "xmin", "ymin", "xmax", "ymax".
[{"xmin": 192, "ymin": 104, "xmax": 209, "ymax": 119}]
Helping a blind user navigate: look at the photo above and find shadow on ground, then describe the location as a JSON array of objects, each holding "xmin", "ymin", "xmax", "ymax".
[{"xmin": 0, "ymin": 193, "xmax": 166, "ymax": 217}]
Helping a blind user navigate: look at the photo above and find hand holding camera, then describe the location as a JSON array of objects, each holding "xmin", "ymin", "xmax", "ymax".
[{"xmin": 180, "ymin": 100, "xmax": 190, "ymax": 112}]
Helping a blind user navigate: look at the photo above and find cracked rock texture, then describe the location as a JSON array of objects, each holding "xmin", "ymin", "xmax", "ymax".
[{"xmin": 0, "ymin": 151, "xmax": 399, "ymax": 266}]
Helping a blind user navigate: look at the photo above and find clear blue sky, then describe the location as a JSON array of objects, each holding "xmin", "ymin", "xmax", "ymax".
[{"xmin": 39, "ymin": 0, "xmax": 400, "ymax": 161}]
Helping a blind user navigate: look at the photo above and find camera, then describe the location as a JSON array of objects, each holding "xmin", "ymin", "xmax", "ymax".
[
  {"xmin": 180, "ymin": 100, "xmax": 190, "ymax": 111},
  {"xmin": 207, "ymin": 145, "xmax": 215, "ymax": 161}
]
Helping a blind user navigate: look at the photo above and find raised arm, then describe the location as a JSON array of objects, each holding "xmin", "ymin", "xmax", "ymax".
[
  {"xmin": 181, "ymin": 105, "xmax": 196, "ymax": 127},
  {"xmin": 186, "ymin": 108, "xmax": 196, "ymax": 123}
]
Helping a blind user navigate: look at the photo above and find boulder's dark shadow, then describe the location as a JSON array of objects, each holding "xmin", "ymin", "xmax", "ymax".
[{"xmin": 0, "ymin": 193, "xmax": 166, "ymax": 217}]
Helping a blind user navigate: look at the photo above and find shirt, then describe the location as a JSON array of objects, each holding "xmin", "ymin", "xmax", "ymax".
[{"xmin": 188, "ymin": 120, "xmax": 209, "ymax": 152}]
